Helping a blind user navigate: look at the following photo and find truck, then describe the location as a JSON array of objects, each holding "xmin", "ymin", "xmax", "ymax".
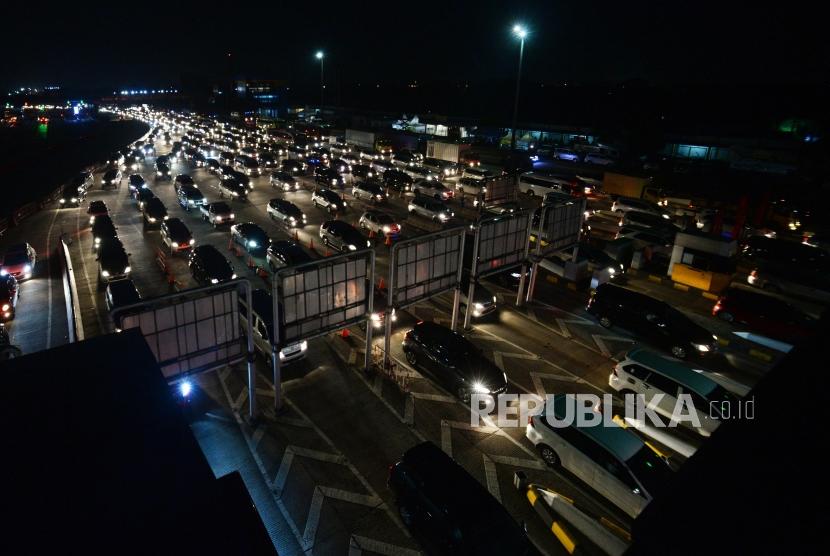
[
  {"xmin": 426, "ymin": 140, "xmax": 473, "ymax": 165},
  {"xmin": 345, "ymin": 129, "xmax": 393, "ymax": 155},
  {"xmin": 601, "ymin": 172, "xmax": 652, "ymax": 199}
]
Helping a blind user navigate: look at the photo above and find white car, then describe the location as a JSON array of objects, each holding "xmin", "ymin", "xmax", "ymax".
[
  {"xmin": 412, "ymin": 179, "xmax": 453, "ymax": 201},
  {"xmin": 584, "ymin": 152, "xmax": 615, "ymax": 166},
  {"xmin": 358, "ymin": 210, "xmax": 401, "ymax": 237},
  {"xmin": 408, "ymin": 197, "xmax": 453, "ymax": 223}
]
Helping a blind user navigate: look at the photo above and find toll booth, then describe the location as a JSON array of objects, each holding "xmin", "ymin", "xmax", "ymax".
[{"xmin": 668, "ymin": 231, "xmax": 737, "ymax": 293}]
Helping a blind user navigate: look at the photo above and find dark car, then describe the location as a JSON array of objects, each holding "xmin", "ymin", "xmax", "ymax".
[
  {"xmin": 160, "ymin": 218, "xmax": 195, "ymax": 255},
  {"xmin": 1, "ymin": 243, "xmax": 37, "ymax": 280},
  {"xmin": 108, "ymin": 152, "xmax": 125, "ymax": 166},
  {"xmin": 155, "ymin": 161, "xmax": 171, "ymax": 180},
  {"xmin": 58, "ymin": 183, "xmax": 84, "ymax": 207},
  {"xmin": 174, "ymin": 174, "xmax": 196, "ymax": 191},
  {"xmin": 231, "ymin": 222, "xmax": 269, "ymax": 254},
  {"xmin": 218, "ymin": 178, "xmax": 248, "ymax": 200},
  {"xmin": 128, "ymin": 173, "xmax": 148, "ymax": 194},
  {"xmin": 200, "ymin": 201, "xmax": 235, "ymax": 227},
  {"xmin": 319, "ymin": 220, "xmax": 370, "ymax": 253},
  {"xmin": 351, "ymin": 181, "xmax": 386, "ymax": 204},
  {"xmin": 177, "ymin": 184, "xmax": 206, "ymax": 211},
  {"xmin": 401, "ymin": 321, "xmax": 507, "ymax": 401},
  {"xmin": 134, "ymin": 187, "xmax": 156, "ymax": 210},
  {"xmin": 142, "ymin": 197, "xmax": 168, "ymax": 229},
  {"xmin": 105, "ymin": 279, "xmax": 141, "ymax": 312},
  {"xmin": 91, "ymin": 215, "xmax": 118, "ymax": 249},
  {"xmin": 102, "ymin": 168, "xmax": 121, "ymax": 190},
  {"xmin": 267, "ymin": 199, "xmax": 306, "ymax": 228},
  {"xmin": 389, "ymin": 441, "xmax": 539, "ymax": 556},
  {"xmin": 351, "ymin": 164, "xmax": 375, "ymax": 180},
  {"xmin": 587, "ymin": 283, "xmax": 718, "ymax": 359},
  {"xmin": 383, "ymin": 169, "xmax": 413, "ymax": 192},
  {"xmin": 205, "ymin": 158, "xmax": 221, "ymax": 174},
  {"xmin": 72, "ymin": 171, "xmax": 94, "ymax": 194},
  {"xmin": 259, "ymin": 152, "xmax": 277, "ymax": 168},
  {"xmin": 0, "ymin": 274, "xmax": 20, "ymax": 321},
  {"xmin": 87, "ymin": 200, "xmax": 109, "ymax": 225},
  {"xmin": 315, "ymin": 167, "xmax": 344, "ymax": 188},
  {"xmin": 96, "ymin": 238, "xmax": 131, "ymax": 287},
  {"xmin": 712, "ymin": 286, "xmax": 818, "ymax": 345},
  {"xmin": 189, "ymin": 245, "xmax": 236, "ymax": 285},
  {"xmin": 267, "ymin": 240, "xmax": 313, "ymax": 271},
  {"xmin": 281, "ymin": 158, "xmax": 306, "ymax": 175},
  {"xmin": 329, "ymin": 158, "xmax": 352, "ymax": 174}
]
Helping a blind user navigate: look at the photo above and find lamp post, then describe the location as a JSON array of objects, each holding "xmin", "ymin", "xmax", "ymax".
[
  {"xmin": 510, "ymin": 24, "xmax": 527, "ymax": 151},
  {"xmin": 315, "ymin": 51, "xmax": 324, "ymax": 108}
]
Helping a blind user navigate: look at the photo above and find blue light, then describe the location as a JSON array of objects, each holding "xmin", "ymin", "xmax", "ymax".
[{"xmin": 179, "ymin": 380, "xmax": 192, "ymax": 397}]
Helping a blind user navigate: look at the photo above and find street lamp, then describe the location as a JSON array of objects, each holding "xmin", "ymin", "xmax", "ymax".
[
  {"xmin": 315, "ymin": 51, "xmax": 324, "ymax": 107},
  {"xmin": 510, "ymin": 24, "xmax": 527, "ymax": 151}
]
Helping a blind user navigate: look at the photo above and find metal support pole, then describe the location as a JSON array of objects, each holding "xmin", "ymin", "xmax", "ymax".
[
  {"xmin": 450, "ymin": 287, "xmax": 461, "ymax": 331},
  {"xmin": 450, "ymin": 231, "xmax": 467, "ymax": 331},
  {"xmin": 243, "ymin": 282, "xmax": 257, "ymax": 419},
  {"xmin": 271, "ymin": 274, "xmax": 283, "ymax": 412},
  {"xmin": 383, "ymin": 248, "xmax": 395, "ymax": 372},
  {"xmin": 515, "ymin": 263, "xmax": 528, "ymax": 307},
  {"xmin": 462, "ymin": 224, "xmax": 481, "ymax": 330},
  {"xmin": 510, "ymin": 37, "xmax": 525, "ymax": 151},
  {"xmin": 364, "ymin": 253, "xmax": 376, "ymax": 373},
  {"xmin": 526, "ymin": 205, "xmax": 548, "ymax": 304},
  {"xmin": 320, "ymin": 58, "xmax": 324, "ymax": 108}
]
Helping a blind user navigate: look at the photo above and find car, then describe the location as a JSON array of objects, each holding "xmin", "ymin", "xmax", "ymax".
[
  {"xmin": 58, "ymin": 183, "xmax": 84, "ymax": 207},
  {"xmin": 192, "ymin": 152, "xmax": 206, "ymax": 167},
  {"xmin": 404, "ymin": 165, "xmax": 439, "ymax": 182},
  {"xmin": 281, "ymin": 158, "xmax": 306, "ymax": 175},
  {"xmin": 358, "ymin": 210, "xmax": 401, "ymax": 238},
  {"xmin": 160, "ymin": 218, "xmax": 195, "ymax": 255},
  {"xmin": 311, "ymin": 188, "xmax": 346, "ymax": 213},
  {"xmin": 341, "ymin": 152, "xmax": 360, "ymax": 166},
  {"xmin": 611, "ymin": 196, "xmax": 670, "ymax": 219},
  {"xmin": 231, "ymin": 222, "xmax": 269, "ymax": 254},
  {"xmin": 87, "ymin": 200, "xmax": 109, "ymax": 225},
  {"xmin": 422, "ymin": 157, "xmax": 458, "ymax": 177},
  {"xmin": 127, "ymin": 174, "xmax": 148, "ymax": 195},
  {"xmin": 189, "ymin": 245, "xmax": 236, "ymax": 285},
  {"xmin": 156, "ymin": 155, "xmax": 169, "ymax": 166},
  {"xmin": 391, "ymin": 151, "xmax": 419, "ymax": 168},
  {"xmin": 408, "ymin": 196, "xmax": 454, "ymax": 223},
  {"xmin": 458, "ymin": 272, "xmax": 498, "ymax": 318},
  {"xmin": 370, "ymin": 158, "xmax": 394, "ymax": 175},
  {"xmin": 102, "ymin": 169, "xmax": 121, "ymax": 189},
  {"xmin": 1, "ymin": 243, "xmax": 37, "ymax": 280},
  {"xmin": 587, "ymin": 283, "xmax": 719, "ymax": 359},
  {"xmin": 712, "ymin": 286, "xmax": 817, "ymax": 344},
  {"xmin": 96, "ymin": 238, "xmax": 131, "ymax": 287},
  {"xmin": 141, "ymin": 142, "xmax": 155, "ymax": 156},
  {"xmin": 105, "ymin": 279, "xmax": 141, "ymax": 312},
  {"xmin": 219, "ymin": 151, "xmax": 234, "ymax": 165},
  {"xmin": 269, "ymin": 171, "xmax": 300, "ymax": 192},
  {"xmin": 0, "ymin": 274, "xmax": 20, "ymax": 321},
  {"xmin": 351, "ymin": 164, "xmax": 374, "ymax": 180},
  {"xmin": 259, "ymin": 152, "xmax": 277, "ymax": 169},
  {"xmin": 108, "ymin": 152, "xmax": 125, "ymax": 166},
  {"xmin": 328, "ymin": 158, "xmax": 352, "ymax": 174},
  {"xmin": 176, "ymin": 184, "xmax": 206, "ymax": 211},
  {"xmin": 460, "ymin": 167, "xmax": 494, "ymax": 182},
  {"xmin": 614, "ymin": 228, "xmax": 674, "ymax": 259},
  {"xmin": 133, "ymin": 188, "xmax": 156, "ymax": 210},
  {"xmin": 351, "ymin": 181, "xmax": 387, "ymax": 203},
  {"xmin": 412, "ymin": 179, "xmax": 453, "ymax": 201},
  {"xmin": 235, "ymin": 155, "xmax": 260, "ymax": 176},
  {"xmin": 584, "ymin": 152, "xmax": 615, "ymax": 165},
  {"xmin": 205, "ymin": 158, "xmax": 221, "ymax": 174},
  {"xmin": 610, "ymin": 347, "xmax": 739, "ymax": 437},
  {"xmin": 142, "ymin": 197, "xmax": 169, "ymax": 229},
  {"xmin": 72, "ymin": 171, "xmax": 94, "ymax": 194},
  {"xmin": 238, "ymin": 289, "xmax": 308, "ymax": 364},
  {"xmin": 382, "ymin": 169, "xmax": 413, "ymax": 192},
  {"xmin": 173, "ymin": 174, "xmax": 197, "ymax": 192},
  {"xmin": 314, "ymin": 167, "xmax": 345, "ymax": 188},
  {"xmin": 526, "ymin": 394, "xmax": 673, "ymax": 518},
  {"xmin": 218, "ymin": 178, "xmax": 248, "ymax": 200},
  {"xmin": 402, "ymin": 321, "xmax": 507, "ymax": 401},
  {"xmin": 747, "ymin": 263, "xmax": 830, "ymax": 306},
  {"xmin": 388, "ymin": 441, "xmax": 539, "ymax": 556},
  {"xmin": 553, "ymin": 147, "xmax": 580, "ymax": 161},
  {"xmin": 91, "ymin": 215, "xmax": 119, "ymax": 250},
  {"xmin": 319, "ymin": 220, "xmax": 371, "ymax": 252},
  {"xmin": 267, "ymin": 199, "xmax": 306, "ymax": 228},
  {"xmin": 618, "ymin": 210, "xmax": 680, "ymax": 231},
  {"xmin": 266, "ymin": 240, "xmax": 313, "ymax": 271},
  {"xmin": 155, "ymin": 161, "xmax": 171, "ymax": 180},
  {"xmin": 200, "ymin": 202, "xmax": 235, "ymax": 227}
]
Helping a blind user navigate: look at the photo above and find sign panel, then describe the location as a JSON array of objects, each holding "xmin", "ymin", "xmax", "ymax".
[
  {"xmin": 475, "ymin": 212, "xmax": 532, "ymax": 277},
  {"xmin": 540, "ymin": 198, "xmax": 587, "ymax": 252},
  {"xmin": 391, "ymin": 227, "xmax": 466, "ymax": 308},
  {"xmin": 276, "ymin": 250, "xmax": 372, "ymax": 345},
  {"xmin": 114, "ymin": 287, "xmax": 243, "ymax": 379}
]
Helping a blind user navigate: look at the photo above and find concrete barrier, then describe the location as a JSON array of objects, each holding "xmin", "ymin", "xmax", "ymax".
[{"xmin": 59, "ymin": 237, "xmax": 84, "ymax": 342}]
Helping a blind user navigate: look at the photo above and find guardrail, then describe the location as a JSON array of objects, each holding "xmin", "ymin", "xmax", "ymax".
[{"xmin": 59, "ymin": 236, "xmax": 84, "ymax": 343}]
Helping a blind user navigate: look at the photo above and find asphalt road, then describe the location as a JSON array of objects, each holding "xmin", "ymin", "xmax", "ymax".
[{"xmin": 0, "ymin": 126, "xmax": 776, "ymax": 555}]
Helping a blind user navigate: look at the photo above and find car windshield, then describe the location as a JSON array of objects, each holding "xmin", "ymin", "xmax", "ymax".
[
  {"xmin": 212, "ymin": 203, "xmax": 231, "ymax": 213},
  {"xmin": 3, "ymin": 252, "xmax": 29, "ymax": 265},
  {"xmin": 376, "ymin": 214, "xmax": 395, "ymax": 224},
  {"xmin": 626, "ymin": 446, "xmax": 673, "ymax": 498}
]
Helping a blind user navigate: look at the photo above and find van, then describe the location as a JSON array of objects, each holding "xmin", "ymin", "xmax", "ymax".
[
  {"xmin": 238, "ymin": 289, "xmax": 307, "ymax": 364},
  {"xmin": 525, "ymin": 394, "xmax": 673, "ymax": 517},
  {"xmin": 388, "ymin": 441, "xmax": 539, "ymax": 555},
  {"xmin": 518, "ymin": 171, "xmax": 573, "ymax": 198},
  {"xmin": 609, "ymin": 347, "xmax": 738, "ymax": 436}
]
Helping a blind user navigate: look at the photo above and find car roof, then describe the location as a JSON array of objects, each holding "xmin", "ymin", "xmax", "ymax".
[
  {"xmin": 624, "ymin": 347, "xmax": 718, "ymax": 396},
  {"xmin": 546, "ymin": 395, "xmax": 643, "ymax": 461}
]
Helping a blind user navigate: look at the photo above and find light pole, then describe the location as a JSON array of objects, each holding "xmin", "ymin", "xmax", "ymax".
[
  {"xmin": 510, "ymin": 24, "xmax": 527, "ymax": 151},
  {"xmin": 315, "ymin": 51, "xmax": 324, "ymax": 108}
]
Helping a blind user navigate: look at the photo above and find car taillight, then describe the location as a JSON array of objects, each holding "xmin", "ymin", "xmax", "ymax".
[{"xmin": 713, "ymin": 300, "xmax": 722, "ymax": 314}]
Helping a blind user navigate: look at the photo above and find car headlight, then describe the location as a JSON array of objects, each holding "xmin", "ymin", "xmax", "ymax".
[
  {"xmin": 382, "ymin": 226, "xmax": 391, "ymax": 233},
  {"xmin": 229, "ymin": 213, "xmax": 235, "ymax": 219},
  {"xmin": 474, "ymin": 303, "xmax": 485, "ymax": 311},
  {"xmin": 438, "ymin": 213, "xmax": 448, "ymax": 220},
  {"xmin": 370, "ymin": 313, "xmax": 381, "ymax": 322},
  {"xmin": 366, "ymin": 240, "xmax": 372, "ymax": 247},
  {"xmin": 211, "ymin": 278, "xmax": 219, "ymax": 284},
  {"xmin": 59, "ymin": 199, "xmax": 66, "ymax": 203},
  {"xmin": 608, "ymin": 267, "xmax": 616, "ymax": 275},
  {"xmin": 693, "ymin": 343, "xmax": 711, "ymax": 353},
  {"xmin": 148, "ymin": 217, "xmax": 156, "ymax": 222},
  {"xmin": 94, "ymin": 237, "xmax": 102, "ymax": 244},
  {"xmin": 231, "ymin": 273, "xmax": 237, "ymax": 279},
  {"xmin": 101, "ymin": 270, "xmax": 110, "ymax": 277},
  {"xmin": 348, "ymin": 244, "xmax": 357, "ymax": 251},
  {"xmin": 124, "ymin": 266, "xmax": 131, "ymax": 273},
  {"xmin": 172, "ymin": 242, "xmax": 179, "ymax": 248},
  {"xmin": 23, "ymin": 264, "xmax": 32, "ymax": 273},
  {"xmin": 2, "ymin": 304, "xmax": 9, "ymax": 311},
  {"xmin": 300, "ymin": 340, "xmax": 308, "ymax": 351},
  {"xmin": 493, "ymin": 296, "xmax": 497, "ymax": 303},
  {"xmin": 471, "ymin": 382, "xmax": 490, "ymax": 394},
  {"xmin": 248, "ymin": 240, "xmax": 258, "ymax": 248},
  {"xmin": 662, "ymin": 214, "xmax": 670, "ymax": 220},
  {"xmin": 232, "ymin": 192, "xmax": 239, "ymax": 196}
]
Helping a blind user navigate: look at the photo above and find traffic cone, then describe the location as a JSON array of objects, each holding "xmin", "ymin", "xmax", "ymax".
[
  {"xmin": 309, "ymin": 238, "xmax": 314, "ymax": 250},
  {"xmin": 378, "ymin": 277, "xmax": 385, "ymax": 291},
  {"xmin": 385, "ymin": 235, "xmax": 392, "ymax": 247},
  {"xmin": 293, "ymin": 229, "xmax": 299, "ymax": 241},
  {"xmin": 340, "ymin": 328, "xmax": 350, "ymax": 339}
]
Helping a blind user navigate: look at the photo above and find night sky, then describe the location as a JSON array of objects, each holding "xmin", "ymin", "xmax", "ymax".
[{"xmin": 2, "ymin": 2, "xmax": 827, "ymax": 91}]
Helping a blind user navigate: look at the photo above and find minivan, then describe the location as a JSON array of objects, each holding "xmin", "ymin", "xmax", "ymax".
[
  {"xmin": 238, "ymin": 289, "xmax": 307, "ymax": 365},
  {"xmin": 609, "ymin": 347, "xmax": 739, "ymax": 436},
  {"xmin": 408, "ymin": 196, "xmax": 454, "ymax": 223},
  {"xmin": 389, "ymin": 441, "xmax": 538, "ymax": 555},
  {"xmin": 526, "ymin": 394, "xmax": 673, "ymax": 518},
  {"xmin": 517, "ymin": 171, "xmax": 573, "ymax": 198},
  {"xmin": 587, "ymin": 283, "xmax": 718, "ymax": 359}
]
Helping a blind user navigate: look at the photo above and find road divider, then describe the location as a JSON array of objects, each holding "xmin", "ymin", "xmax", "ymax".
[{"xmin": 59, "ymin": 236, "xmax": 84, "ymax": 342}]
